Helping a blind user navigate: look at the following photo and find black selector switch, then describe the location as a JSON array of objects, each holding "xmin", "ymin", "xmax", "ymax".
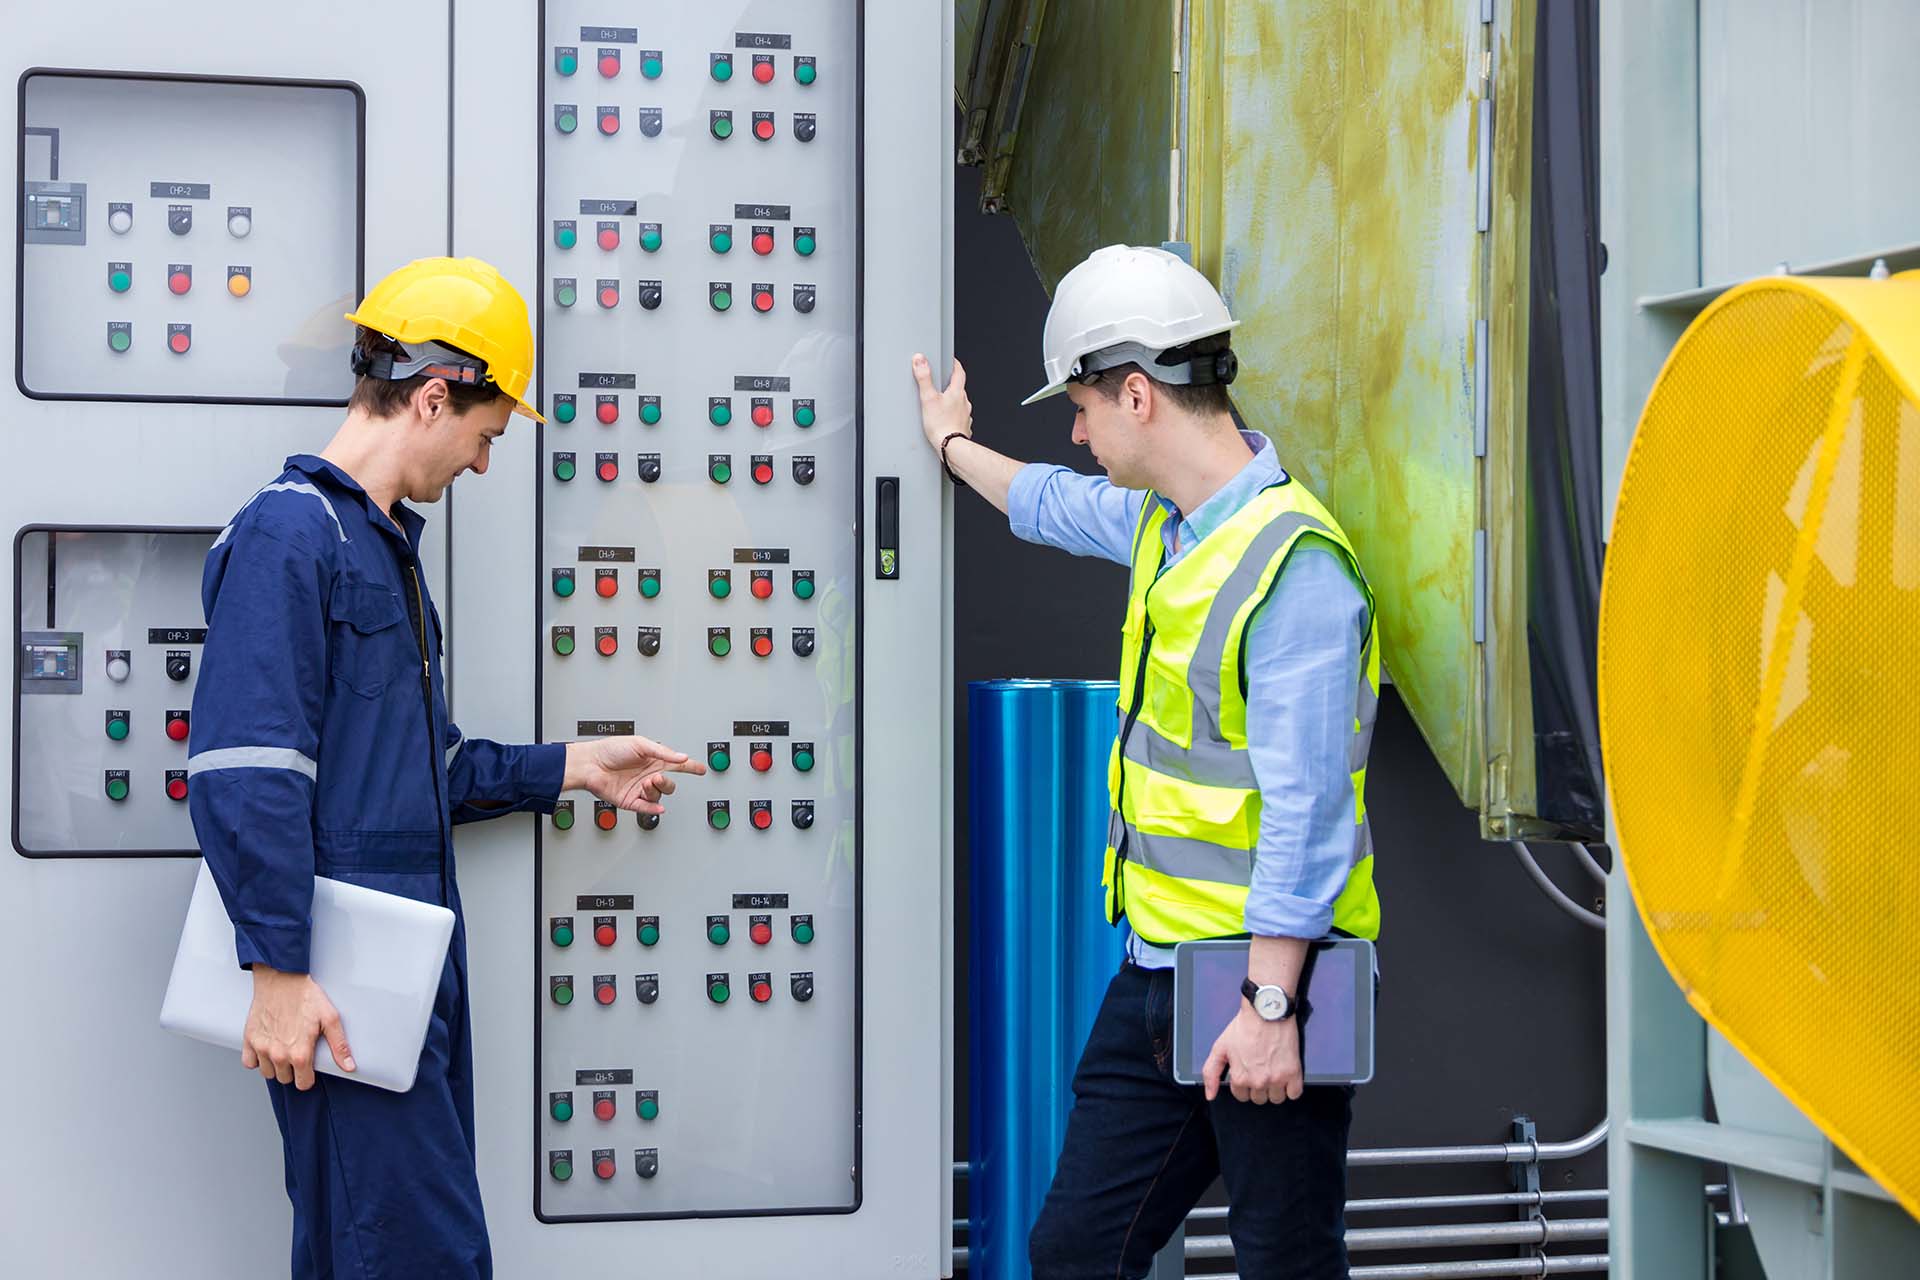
[
  {"xmin": 165, "ymin": 652, "xmax": 193, "ymax": 682},
  {"xmin": 792, "ymin": 629, "xmax": 816, "ymax": 658},
  {"xmin": 167, "ymin": 206, "xmax": 193, "ymax": 236},
  {"xmin": 792, "ymin": 800, "xmax": 815, "ymax": 830},
  {"xmin": 790, "ymin": 973, "xmax": 815, "ymax": 1002},
  {"xmin": 637, "ymin": 627, "xmax": 662, "ymax": 657},
  {"xmin": 638, "ymin": 454, "xmax": 662, "ymax": 483},
  {"xmin": 635, "ymin": 1149, "xmax": 659, "ymax": 1179},
  {"xmin": 635, "ymin": 974, "xmax": 660, "ymax": 1005},
  {"xmin": 638, "ymin": 281, "xmax": 663, "ymax": 310},
  {"xmin": 793, "ymin": 285, "xmax": 817, "ymax": 314},
  {"xmin": 794, "ymin": 114, "xmax": 817, "ymax": 143},
  {"xmin": 793, "ymin": 457, "xmax": 816, "ymax": 486}
]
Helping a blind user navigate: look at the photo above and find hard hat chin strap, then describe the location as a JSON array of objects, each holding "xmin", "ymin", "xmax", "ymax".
[{"xmin": 1074, "ymin": 338, "xmax": 1238, "ymax": 389}]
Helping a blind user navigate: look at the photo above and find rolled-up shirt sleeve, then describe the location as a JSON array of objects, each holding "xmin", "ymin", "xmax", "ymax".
[
  {"xmin": 1241, "ymin": 541, "xmax": 1372, "ymax": 940},
  {"xmin": 1006, "ymin": 463, "xmax": 1148, "ymax": 566},
  {"xmin": 444, "ymin": 725, "xmax": 566, "ymax": 824},
  {"xmin": 187, "ymin": 523, "xmax": 329, "ymax": 973}
]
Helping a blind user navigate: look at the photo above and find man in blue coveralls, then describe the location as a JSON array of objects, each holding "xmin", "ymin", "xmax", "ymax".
[
  {"xmin": 188, "ymin": 256, "xmax": 704, "ymax": 1277},
  {"xmin": 914, "ymin": 246, "xmax": 1381, "ymax": 1278}
]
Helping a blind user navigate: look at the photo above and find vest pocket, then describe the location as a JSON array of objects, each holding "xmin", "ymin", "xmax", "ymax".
[{"xmin": 328, "ymin": 580, "xmax": 412, "ymax": 698}]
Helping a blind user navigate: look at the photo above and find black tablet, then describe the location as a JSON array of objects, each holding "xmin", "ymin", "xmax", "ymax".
[{"xmin": 1171, "ymin": 938, "xmax": 1375, "ymax": 1086}]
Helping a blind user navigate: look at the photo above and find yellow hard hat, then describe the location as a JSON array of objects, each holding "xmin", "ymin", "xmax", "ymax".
[{"xmin": 345, "ymin": 257, "xmax": 544, "ymax": 422}]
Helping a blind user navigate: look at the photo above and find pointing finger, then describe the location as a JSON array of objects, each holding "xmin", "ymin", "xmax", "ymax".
[{"xmin": 911, "ymin": 354, "xmax": 937, "ymax": 398}]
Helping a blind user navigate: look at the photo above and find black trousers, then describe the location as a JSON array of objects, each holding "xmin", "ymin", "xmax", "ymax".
[{"xmin": 1029, "ymin": 962, "xmax": 1354, "ymax": 1279}]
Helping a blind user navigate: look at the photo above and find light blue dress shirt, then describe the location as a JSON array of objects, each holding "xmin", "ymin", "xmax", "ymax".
[{"xmin": 1005, "ymin": 430, "xmax": 1371, "ymax": 967}]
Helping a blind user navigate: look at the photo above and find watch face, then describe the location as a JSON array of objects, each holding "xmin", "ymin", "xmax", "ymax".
[{"xmin": 1254, "ymin": 986, "xmax": 1290, "ymax": 1020}]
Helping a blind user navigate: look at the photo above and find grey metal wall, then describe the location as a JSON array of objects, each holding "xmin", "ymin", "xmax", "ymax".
[{"xmin": 949, "ymin": 158, "xmax": 1609, "ymax": 1248}]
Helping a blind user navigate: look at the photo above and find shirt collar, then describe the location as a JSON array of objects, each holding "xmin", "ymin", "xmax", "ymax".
[
  {"xmin": 285, "ymin": 454, "xmax": 426, "ymax": 555},
  {"xmin": 1155, "ymin": 430, "xmax": 1289, "ymax": 547}
]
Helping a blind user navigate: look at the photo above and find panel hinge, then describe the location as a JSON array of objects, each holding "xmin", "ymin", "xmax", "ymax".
[
  {"xmin": 1474, "ymin": 318, "xmax": 1490, "ymax": 457},
  {"xmin": 1476, "ymin": 48, "xmax": 1495, "ymax": 232},
  {"xmin": 1473, "ymin": 529, "xmax": 1488, "ymax": 644}
]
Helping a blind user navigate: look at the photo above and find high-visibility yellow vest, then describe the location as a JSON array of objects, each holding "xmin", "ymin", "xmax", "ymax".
[{"xmin": 1105, "ymin": 475, "xmax": 1382, "ymax": 943}]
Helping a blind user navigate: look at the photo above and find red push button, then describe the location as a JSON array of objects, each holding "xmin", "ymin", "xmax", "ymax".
[
  {"xmin": 168, "ymin": 270, "xmax": 192, "ymax": 295},
  {"xmin": 753, "ymin": 116, "xmax": 776, "ymax": 141},
  {"xmin": 599, "ymin": 112, "xmax": 620, "ymax": 136},
  {"xmin": 595, "ymin": 922, "xmax": 616, "ymax": 946},
  {"xmin": 596, "ymin": 399, "xmax": 619, "ymax": 424},
  {"xmin": 752, "ymin": 60, "xmax": 775, "ymax": 84},
  {"xmin": 594, "ymin": 1096, "xmax": 616, "ymax": 1120},
  {"xmin": 750, "ymin": 921, "xmax": 773, "ymax": 945},
  {"xmin": 597, "ymin": 226, "xmax": 620, "ymax": 251},
  {"xmin": 166, "ymin": 715, "xmax": 190, "ymax": 742},
  {"xmin": 595, "ymin": 805, "xmax": 619, "ymax": 831},
  {"xmin": 752, "ymin": 288, "xmax": 775, "ymax": 313},
  {"xmin": 751, "ymin": 748, "xmax": 774, "ymax": 772},
  {"xmin": 166, "ymin": 776, "xmax": 189, "ymax": 802},
  {"xmin": 750, "ymin": 402, "xmax": 774, "ymax": 427},
  {"xmin": 752, "ymin": 461, "xmax": 774, "ymax": 485},
  {"xmin": 598, "ymin": 283, "xmax": 619, "ymax": 308},
  {"xmin": 750, "ymin": 575, "xmax": 773, "ymax": 600},
  {"xmin": 595, "ymin": 1155, "xmax": 617, "ymax": 1180},
  {"xmin": 168, "ymin": 329, "xmax": 192, "ymax": 355},
  {"xmin": 596, "ymin": 632, "xmax": 618, "ymax": 657},
  {"xmin": 597, "ymin": 459, "xmax": 619, "ymax": 483},
  {"xmin": 599, "ymin": 53, "xmax": 621, "ymax": 78},
  {"xmin": 751, "ymin": 807, "xmax": 774, "ymax": 831},
  {"xmin": 751, "ymin": 231, "xmax": 775, "ymax": 256},
  {"xmin": 595, "ymin": 982, "xmax": 616, "ymax": 1006},
  {"xmin": 751, "ymin": 979, "xmax": 773, "ymax": 1003},
  {"xmin": 751, "ymin": 632, "xmax": 774, "ymax": 658},
  {"xmin": 595, "ymin": 573, "xmax": 618, "ymax": 597}
]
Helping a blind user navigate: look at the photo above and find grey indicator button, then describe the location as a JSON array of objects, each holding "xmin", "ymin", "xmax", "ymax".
[
  {"xmin": 106, "ymin": 321, "xmax": 133, "ymax": 355},
  {"xmin": 790, "ymin": 973, "xmax": 815, "ymax": 1002},
  {"xmin": 105, "ymin": 650, "xmax": 131, "ymax": 682},
  {"xmin": 791, "ymin": 629, "xmax": 815, "ymax": 658},
  {"xmin": 638, "ymin": 109, "xmax": 663, "ymax": 138},
  {"xmin": 637, "ymin": 280, "xmax": 662, "ymax": 310},
  {"xmin": 165, "ymin": 651, "xmax": 192, "ymax": 682},
  {"xmin": 635, "ymin": 1149, "xmax": 659, "ymax": 1179},
  {"xmin": 636, "ymin": 627, "xmax": 660, "ymax": 657},
  {"xmin": 637, "ymin": 454, "xmax": 661, "ymax": 483},
  {"xmin": 794, "ymin": 113, "xmax": 817, "ymax": 143},
  {"xmin": 791, "ymin": 800, "xmax": 815, "ymax": 830},
  {"xmin": 635, "ymin": 975, "xmax": 659, "ymax": 1004},
  {"xmin": 227, "ymin": 207, "xmax": 252, "ymax": 238},
  {"xmin": 108, "ymin": 203, "xmax": 133, "ymax": 234},
  {"xmin": 167, "ymin": 205, "xmax": 193, "ymax": 236},
  {"xmin": 792, "ymin": 457, "xmax": 815, "ymax": 486},
  {"xmin": 793, "ymin": 284, "xmax": 817, "ymax": 314}
]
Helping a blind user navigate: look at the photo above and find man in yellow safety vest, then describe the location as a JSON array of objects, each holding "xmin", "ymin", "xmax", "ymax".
[{"xmin": 914, "ymin": 244, "xmax": 1379, "ymax": 1278}]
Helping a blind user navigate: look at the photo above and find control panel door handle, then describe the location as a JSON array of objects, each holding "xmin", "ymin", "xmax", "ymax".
[{"xmin": 875, "ymin": 477, "xmax": 900, "ymax": 579}]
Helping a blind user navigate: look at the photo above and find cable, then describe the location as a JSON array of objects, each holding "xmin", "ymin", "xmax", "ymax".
[
  {"xmin": 1511, "ymin": 842, "xmax": 1606, "ymax": 930},
  {"xmin": 1571, "ymin": 842, "xmax": 1610, "ymax": 885}
]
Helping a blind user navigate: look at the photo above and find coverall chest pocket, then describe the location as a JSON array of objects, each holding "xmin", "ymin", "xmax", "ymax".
[{"xmin": 328, "ymin": 581, "xmax": 414, "ymax": 698}]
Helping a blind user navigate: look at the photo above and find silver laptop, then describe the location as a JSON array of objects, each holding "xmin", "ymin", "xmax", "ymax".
[{"xmin": 160, "ymin": 859, "xmax": 454, "ymax": 1093}]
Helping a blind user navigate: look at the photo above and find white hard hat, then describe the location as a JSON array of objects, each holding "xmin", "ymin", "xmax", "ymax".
[{"xmin": 1022, "ymin": 244, "xmax": 1241, "ymax": 406}]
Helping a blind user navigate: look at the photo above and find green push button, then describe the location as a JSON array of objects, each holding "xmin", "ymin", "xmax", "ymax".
[
  {"xmin": 551, "ymin": 981, "xmax": 574, "ymax": 1006},
  {"xmin": 793, "ymin": 921, "xmax": 815, "ymax": 945},
  {"xmin": 708, "ymin": 747, "xmax": 731, "ymax": 773},
  {"xmin": 551, "ymin": 920, "xmax": 574, "ymax": 946},
  {"xmin": 557, "ymin": 111, "xmax": 578, "ymax": 134},
  {"xmin": 551, "ymin": 1096, "xmax": 573, "ymax": 1122},
  {"xmin": 708, "ymin": 921, "xmax": 730, "ymax": 944},
  {"xmin": 640, "ymin": 227, "xmax": 662, "ymax": 253},
  {"xmin": 709, "ymin": 287, "xmax": 732, "ymax": 312},
  {"xmin": 555, "ymin": 282, "xmax": 577, "ymax": 308},
  {"xmin": 109, "ymin": 269, "xmax": 132, "ymax": 293},
  {"xmin": 793, "ymin": 747, "xmax": 816, "ymax": 773},
  {"xmin": 638, "ymin": 922, "xmax": 660, "ymax": 946},
  {"xmin": 553, "ymin": 574, "xmax": 576, "ymax": 598},
  {"xmin": 711, "ymin": 57, "xmax": 733, "ymax": 82},
  {"xmin": 555, "ymin": 224, "xmax": 576, "ymax": 249},
  {"xmin": 708, "ymin": 805, "xmax": 731, "ymax": 831},
  {"xmin": 711, "ymin": 115, "xmax": 733, "ymax": 141},
  {"xmin": 710, "ymin": 229, "xmax": 732, "ymax": 254},
  {"xmin": 794, "ymin": 232, "xmax": 816, "ymax": 257},
  {"xmin": 794, "ymin": 576, "xmax": 816, "ymax": 601},
  {"xmin": 555, "ymin": 398, "xmax": 576, "ymax": 424},
  {"xmin": 104, "ymin": 777, "xmax": 129, "ymax": 802},
  {"xmin": 552, "ymin": 799, "xmax": 575, "ymax": 825},
  {"xmin": 640, "ymin": 400, "xmax": 662, "ymax": 424},
  {"xmin": 709, "ymin": 575, "xmax": 731, "ymax": 600},
  {"xmin": 642, "ymin": 55, "xmax": 663, "ymax": 79},
  {"xmin": 708, "ymin": 979, "xmax": 730, "ymax": 1004},
  {"xmin": 709, "ymin": 401, "xmax": 732, "ymax": 426},
  {"xmin": 639, "ymin": 575, "xmax": 661, "ymax": 599},
  {"xmin": 793, "ymin": 403, "xmax": 817, "ymax": 427},
  {"xmin": 796, "ymin": 61, "xmax": 817, "ymax": 86},
  {"xmin": 638, "ymin": 1096, "xmax": 659, "ymax": 1121},
  {"xmin": 108, "ymin": 328, "xmax": 132, "ymax": 354},
  {"xmin": 553, "ymin": 457, "xmax": 576, "ymax": 482},
  {"xmin": 709, "ymin": 632, "xmax": 731, "ymax": 658},
  {"xmin": 709, "ymin": 459, "xmax": 732, "ymax": 485},
  {"xmin": 551, "ymin": 1157, "xmax": 573, "ymax": 1181},
  {"xmin": 106, "ymin": 718, "xmax": 129, "ymax": 742},
  {"xmin": 556, "ymin": 50, "xmax": 578, "ymax": 76}
]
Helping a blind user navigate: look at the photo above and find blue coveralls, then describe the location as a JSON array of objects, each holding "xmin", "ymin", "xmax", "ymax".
[{"xmin": 188, "ymin": 454, "xmax": 564, "ymax": 1279}]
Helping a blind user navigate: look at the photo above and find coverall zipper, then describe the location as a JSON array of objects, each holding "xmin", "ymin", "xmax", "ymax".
[{"xmin": 401, "ymin": 561, "xmax": 451, "ymax": 905}]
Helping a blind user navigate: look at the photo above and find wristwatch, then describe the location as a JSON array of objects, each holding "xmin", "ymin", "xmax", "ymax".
[{"xmin": 1241, "ymin": 977, "xmax": 1297, "ymax": 1022}]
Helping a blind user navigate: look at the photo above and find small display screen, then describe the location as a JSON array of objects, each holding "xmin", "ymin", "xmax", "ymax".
[{"xmin": 1187, "ymin": 943, "xmax": 1361, "ymax": 1078}]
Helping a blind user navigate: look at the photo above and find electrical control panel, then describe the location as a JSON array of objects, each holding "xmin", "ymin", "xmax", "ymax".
[
  {"xmin": 13, "ymin": 527, "xmax": 215, "ymax": 854},
  {"xmin": 17, "ymin": 72, "xmax": 361, "ymax": 403},
  {"xmin": 534, "ymin": 1, "xmax": 860, "ymax": 1220}
]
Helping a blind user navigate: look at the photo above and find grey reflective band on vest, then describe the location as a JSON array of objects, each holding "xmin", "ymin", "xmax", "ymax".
[
  {"xmin": 1121, "ymin": 717, "xmax": 1257, "ymax": 789},
  {"xmin": 1124, "ymin": 826, "xmax": 1253, "ymax": 887},
  {"xmin": 1184, "ymin": 510, "xmax": 1329, "ymax": 732},
  {"xmin": 186, "ymin": 746, "xmax": 319, "ymax": 781},
  {"xmin": 1353, "ymin": 659, "xmax": 1380, "ymax": 772}
]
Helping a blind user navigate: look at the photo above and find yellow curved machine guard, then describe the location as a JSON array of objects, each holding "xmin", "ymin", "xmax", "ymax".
[{"xmin": 1600, "ymin": 273, "xmax": 1920, "ymax": 1220}]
